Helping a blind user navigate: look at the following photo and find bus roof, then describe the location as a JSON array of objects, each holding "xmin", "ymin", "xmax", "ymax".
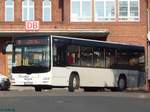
[
  {"xmin": 52, "ymin": 35, "xmax": 144, "ymax": 52},
  {"xmin": 14, "ymin": 35, "xmax": 144, "ymax": 51}
]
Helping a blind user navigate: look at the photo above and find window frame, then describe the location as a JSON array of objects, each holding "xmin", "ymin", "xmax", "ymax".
[
  {"xmin": 22, "ymin": 0, "xmax": 35, "ymax": 21},
  {"xmin": 5, "ymin": 0, "xmax": 14, "ymax": 22},
  {"xmin": 118, "ymin": 0, "xmax": 140, "ymax": 22},
  {"xmin": 70, "ymin": 0, "xmax": 92, "ymax": 22},
  {"xmin": 42, "ymin": 0, "xmax": 52, "ymax": 22},
  {"xmin": 94, "ymin": 0, "xmax": 116, "ymax": 22}
]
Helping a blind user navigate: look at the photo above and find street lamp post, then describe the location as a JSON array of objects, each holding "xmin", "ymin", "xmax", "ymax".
[
  {"xmin": 145, "ymin": 1, "xmax": 150, "ymax": 91},
  {"xmin": 146, "ymin": 32, "xmax": 150, "ymax": 91}
]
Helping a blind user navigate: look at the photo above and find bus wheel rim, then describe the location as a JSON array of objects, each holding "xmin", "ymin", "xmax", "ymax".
[
  {"xmin": 73, "ymin": 77, "xmax": 77, "ymax": 88},
  {"xmin": 119, "ymin": 79, "xmax": 125, "ymax": 89}
]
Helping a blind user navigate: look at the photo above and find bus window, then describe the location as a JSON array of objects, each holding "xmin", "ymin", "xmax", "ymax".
[
  {"xmin": 53, "ymin": 42, "xmax": 67, "ymax": 66},
  {"xmin": 80, "ymin": 46, "xmax": 93, "ymax": 67},
  {"xmin": 67, "ymin": 45, "xmax": 80, "ymax": 66},
  {"xmin": 128, "ymin": 51, "xmax": 145, "ymax": 70},
  {"xmin": 105, "ymin": 48, "xmax": 116, "ymax": 68},
  {"xmin": 139, "ymin": 53, "xmax": 145, "ymax": 66},
  {"xmin": 67, "ymin": 52, "xmax": 73, "ymax": 65},
  {"xmin": 129, "ymin": 53, "xmax": 139, "ymax": 66},
  {"xmin": 93, "ymin": 48, "xmax": 105, "ymax": 67},
  {"xmin": 14, "ymin": 48, "xmax": 22, "ymax": 66},
  {"xmin": 117, "ymin": 50, "xmax": 129, "ymax": 67}
]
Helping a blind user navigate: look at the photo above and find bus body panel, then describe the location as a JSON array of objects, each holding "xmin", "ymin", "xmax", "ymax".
[
  {"xmin": 50, "ymin": 67, "xmax": 144, "ymax": 88},
  {"xmin": 11, "ymin": 67, "xmax": 144, "ymax": 88},
  {"xmin": 126, "ymin": 71, "xmax": 145, "ymax": 88},
  {"xmin": 50, "ymin": 67, "xmax": 71, "ymax": 86},
  {"xmin": 11, "ymin": 72, "xmax": 52, "ymax": 86}
]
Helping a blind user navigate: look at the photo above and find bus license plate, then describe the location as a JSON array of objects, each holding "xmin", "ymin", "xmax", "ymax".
[{"xmin": 24, "ymin": 82, "xmax": 33, "ymax": 85}]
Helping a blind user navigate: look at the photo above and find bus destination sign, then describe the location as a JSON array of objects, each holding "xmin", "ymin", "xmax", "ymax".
[{"xmin": 15, "ymin": 39, "xmax": 48, "ymax": 46}]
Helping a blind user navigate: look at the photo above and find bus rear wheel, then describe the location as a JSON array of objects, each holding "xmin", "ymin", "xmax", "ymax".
[
  {"xmin": 117, "ymin": 75, "xmax": 127, "ymax": 91},
  {"xmin": 68, "ymin": 73, "xmax": 80, "ymax": 92}
]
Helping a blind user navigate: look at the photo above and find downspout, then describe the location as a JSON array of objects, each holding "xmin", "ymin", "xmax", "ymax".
[
  {"xmin": 148, "ymin": 7, "xmax": 150, "ymax": 32},
  {"xmin": 147, "ymin": 0, "xmax": 150, "ymax": 89}
]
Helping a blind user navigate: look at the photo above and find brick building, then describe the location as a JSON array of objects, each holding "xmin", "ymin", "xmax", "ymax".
[{"xmin": 0, "ymin": 0, "xmax": 149, "ymax": 79}]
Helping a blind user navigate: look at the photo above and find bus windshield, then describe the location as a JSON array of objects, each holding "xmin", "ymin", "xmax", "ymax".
[{"xmin": 12, "ymin": 38, "xmax": 50, "ymax": 73}]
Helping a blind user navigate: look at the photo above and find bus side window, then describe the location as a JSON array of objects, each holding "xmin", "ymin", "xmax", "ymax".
[
  {"xmin": 67, "ymin": 45, "xmax": 80, "ymax": 66},
  {"xmin": 93, "ymin": 48, "xmax": 105, "ymax": 67},
  {"xmin": 116, "ymin": 50, "xmax": 129, "ymax": 68},
  {"xmin": 80, "ymin": 46, "xmax": 93, "ymax": 67},
  {"xmin": 138, "ymin": 53, "xmax": 145, "ymax": 69},
  {"xmin": 128, "ymin": 51, "xmax": 145, "ymax": 70},
  {"xmin": 53, "ymin": 43, "xmax": 67, "ymax": 66},
  {"xmin": 105, "ymin": 48, "xmax": 116, "ymax": 68},
  {"xmin": 67, "ymin": 52, "xmax": 73, "ymax": 65}
]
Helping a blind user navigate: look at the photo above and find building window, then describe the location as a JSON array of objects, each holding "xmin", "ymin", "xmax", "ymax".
[
  {"xmin": 5, "ymin": 0, "xmax": 14, "ymax": 21},
  {"xmin": 94, "ymin": 0, "xmax": 116, "ymax": 21},
  {"xmin": 42, "ymin": 0, "xmax": 52, "ymax": 21},
  {"xmin": 22, "ymin": 0, "xmax": 34, "ymax": 21},
  {"xmin": 119, "ymin": 0, "xmax": 139, "ymax": 21},
  {"xmin": 70, "ymin": 0, "xmax": 139, "ymax": 22},
  {"xmin": 71, "ymin": 0, "xmax": 92, "ymax": 22}
]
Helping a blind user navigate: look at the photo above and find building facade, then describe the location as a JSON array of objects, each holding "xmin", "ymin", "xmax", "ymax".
[{"xmin": 0, "ymin": 0, "xmax": 149, "ymax": 77}]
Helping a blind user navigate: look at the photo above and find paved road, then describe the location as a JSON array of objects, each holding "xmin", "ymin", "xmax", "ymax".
[{"xmin": 0, "ymin": 90, "xmax": 150, "ymax": 112}]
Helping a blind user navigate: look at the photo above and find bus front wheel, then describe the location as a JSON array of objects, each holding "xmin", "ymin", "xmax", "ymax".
[
  {"xmin": 34, "ymin": 86, "xmax": 42, "ymax": 92},
  {"xmin": 68, "ymin": 73, "xmax": 80, "ymax": 92}
]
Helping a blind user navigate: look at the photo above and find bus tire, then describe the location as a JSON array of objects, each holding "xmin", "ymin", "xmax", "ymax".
[
  {"xmin": 35, "ymin": 86, "xmax": 42, "ymax": 92},
  {"xmin": 68, "ymin": 73, "xmax": 80, "ymax": 92},
  {"xmin": 117, "ymin": 75, "xmax": 127, "ymax": 91}
]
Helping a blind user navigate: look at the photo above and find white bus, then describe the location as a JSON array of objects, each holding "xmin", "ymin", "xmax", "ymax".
[{"xmin": 10, "ymin": 35, "xmax": 145, "ymax": 92}]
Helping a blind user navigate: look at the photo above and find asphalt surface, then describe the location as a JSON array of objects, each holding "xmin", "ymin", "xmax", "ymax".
[{"xmin": 0, "ymin": 87, "xmax": 150, "ymax": 112}]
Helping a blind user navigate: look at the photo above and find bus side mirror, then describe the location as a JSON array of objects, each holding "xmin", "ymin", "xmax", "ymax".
[{"xmin": 2, "ymin": 42, "xmax": 13, "ymax": 54}]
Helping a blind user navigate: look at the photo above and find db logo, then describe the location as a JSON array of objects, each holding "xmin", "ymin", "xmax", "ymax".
[{"xmin": 25, "ymin": 21, "xmax": 39, "ymax": 31}]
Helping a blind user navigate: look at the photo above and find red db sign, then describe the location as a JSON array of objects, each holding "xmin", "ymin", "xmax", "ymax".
[{"xmin": 25, "ymin": 21, "xmax": 39, "ymax": 31}]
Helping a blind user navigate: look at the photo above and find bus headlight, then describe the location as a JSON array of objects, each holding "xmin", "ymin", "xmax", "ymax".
[{"xmin": 42, "ymin": 77, "xmax": 50, "ymax": 83}]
